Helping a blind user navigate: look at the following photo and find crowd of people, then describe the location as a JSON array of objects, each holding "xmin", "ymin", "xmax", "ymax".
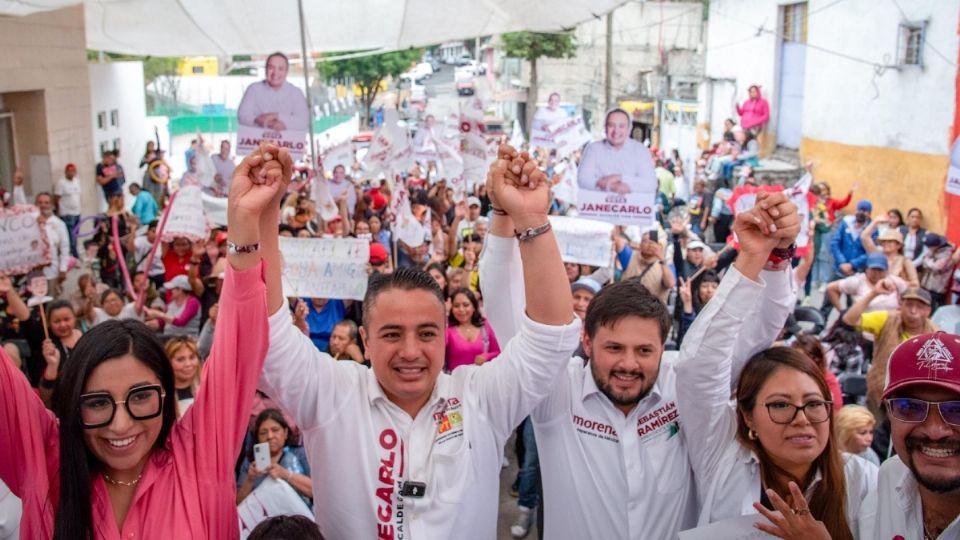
[{"xmin": 0, "ymin": 102, "xmax": 958, "ymax": 540}]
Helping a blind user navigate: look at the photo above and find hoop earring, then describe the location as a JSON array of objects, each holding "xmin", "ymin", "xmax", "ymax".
[{"xmin": 748, "ymin": 429, "xmax": 758, "ymax": 441}]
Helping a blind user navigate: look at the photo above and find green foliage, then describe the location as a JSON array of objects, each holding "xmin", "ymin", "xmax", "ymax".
[
  {"xmin": 317, "ymin": 48, "xmax": 422, "ymax": 125},
  {"xmin": 500, "ymin": 32, "xmax": 577, "ymax": 62}
]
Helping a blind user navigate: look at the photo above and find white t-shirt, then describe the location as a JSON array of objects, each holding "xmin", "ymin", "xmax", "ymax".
[
  {"xmin": 53, "ymin": 177, "xmax": 82, "ymax": 216},
  {"xmin": 211, "ymin": 154, "xmax": 236, "ymax": 185},
  {"xmin": 134, "ymin": 235, "xmax": 165, "ymax": 277},
  {"xmin": 837, "ymin": 273, "xmax": 907, "ymax": 312},
  {"xmin": 860, "ymin": 455, "xmax": 960, "ymax": 540},
  {"xmin": 237, "ymin": 81, "xmax": 309, "ymax": 131}
]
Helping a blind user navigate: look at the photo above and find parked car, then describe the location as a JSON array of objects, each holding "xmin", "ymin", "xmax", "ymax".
[
  {"xmin": 424, "ymin": 55, "xmax": 441, "ymax": 72},
  {"xmin": 456, "ymin": 78, "xmax": 475, "ymax": 96},
  {"xmin": 454, "ymin": 53, "xmax": 473, "ymax": 66}
]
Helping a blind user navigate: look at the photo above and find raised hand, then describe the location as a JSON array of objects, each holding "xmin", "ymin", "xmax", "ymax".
[
  {"xmin": 487, "ymin": 148, "xmax": 549, "ymax": 228},
  {"xmin": 229, "ymin": 143, "xmax": 292, "ymax": 220},
  {"xmin": 752, "ymin": 483, "xmax": 831, "ymax": 540},
  {"xmin": 874, "ymin": 277, "xmax": 896, "ymax": 295}
]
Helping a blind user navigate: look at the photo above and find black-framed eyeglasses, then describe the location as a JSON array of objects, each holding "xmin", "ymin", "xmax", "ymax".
[
  {"xmin": 886, "ymin": 398, "xmax": 960, "ymax": 427},
  {"xmin": 79, "ymin": 384, "xmax": 166, "ymax": 429},
  {"xmin": 764, "ymin": 400, "xmax": 832, "ymax": 425}
]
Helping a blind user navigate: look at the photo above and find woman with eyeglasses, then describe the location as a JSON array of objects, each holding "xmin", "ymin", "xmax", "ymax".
[
  {"xmin": 0, "ymin": 144, "xmax": 289, "ymax": 539},
  {"xmin": 675, "ymin": 191, "xmax": 877, "ymax": 539}
]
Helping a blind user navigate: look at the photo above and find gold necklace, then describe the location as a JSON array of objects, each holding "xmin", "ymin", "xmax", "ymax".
[{"xmin": 103, "ymin": 472, "xmax": 142, "ymax": 487}]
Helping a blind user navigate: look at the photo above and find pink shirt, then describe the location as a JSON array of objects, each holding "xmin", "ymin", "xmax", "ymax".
[
  {"xmin": 445, "ymin": 320, "xmax": 501, "ymax": 372},
  {"xmin": 0, "ymin": 262, "xmax": 269, "ymax": 539}
]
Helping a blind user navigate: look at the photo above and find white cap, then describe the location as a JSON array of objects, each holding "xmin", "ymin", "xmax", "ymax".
[{"xmin": 687, "ymin": 240, "xmax": 707, "ymax": 251}]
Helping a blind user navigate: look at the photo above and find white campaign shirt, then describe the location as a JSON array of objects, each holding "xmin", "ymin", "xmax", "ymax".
[
  {"xmin": 237, "ymin": 81, "xmax": 310, "ymax": 131},
  {"xmin": 41, "ymin": 214, "xmax": 70, "ymax": 280},
  {"xmin": 480, "ymin": 234, "xmax": 696, "ymax": 539},
  {"xmin": 674, "ymin": 265, "xmax": 878, "ymax": 538},
  {"xmin": 53, "ymin": 177, "xmax": 82, "ymax": 216},
  {"xmin": 259, "ymin": 299, "xmax": 581, "ymax": 540},
  {"xmin": 859, "ymin": 456, "xmax": 960, "ymax": 540}
]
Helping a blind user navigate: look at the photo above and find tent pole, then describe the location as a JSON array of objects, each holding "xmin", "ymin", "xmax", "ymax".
[{"xmin": 298, "ymin": 0, "xmax": 318, "ymax": 166}]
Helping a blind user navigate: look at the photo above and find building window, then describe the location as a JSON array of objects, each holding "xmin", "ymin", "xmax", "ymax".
[
  {"xmin": 97, "ymin": 111, "xmax": 107, "ymax": 130},
  {"xmin": 898, "ymin": 22, "xmax": 926, "ymax": 67},
  {"xmin": 781, "ymin": 3, "xmax": 808, "ymax": 44},
  {"xmin": 110, "ymin": 109, "xmax": 119, "ymax": 127},
  {"xmin": 99, "ymin": 141, "xmax": 111, "ymax": 155},
  {"xmin": 112, "ymin": 138, "xmax": 121, "ymax": 153}
]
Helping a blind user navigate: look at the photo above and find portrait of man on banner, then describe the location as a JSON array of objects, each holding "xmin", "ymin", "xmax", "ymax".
[
  {"xmin": 237, "ymin": 52, "xmax": 310, "ymax": 159},
  {"xmin": 575, "ymin": 108, "xmax": 658, "ymax": 227}
]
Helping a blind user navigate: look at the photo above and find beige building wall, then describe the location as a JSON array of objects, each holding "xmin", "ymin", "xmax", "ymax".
[{"xmin": 0, "ymin": 5, "xmax": 96, "ymax": 215}]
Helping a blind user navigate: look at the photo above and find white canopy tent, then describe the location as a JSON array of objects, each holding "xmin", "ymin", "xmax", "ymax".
[{"xmin": 0, "ymin": 0, "xmax": 628, "ymax": 56}]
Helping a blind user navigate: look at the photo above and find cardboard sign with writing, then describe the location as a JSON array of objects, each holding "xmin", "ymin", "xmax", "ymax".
[
  {"xmin": 0, "ymin": 205, "xmax": 51, "ymax": 275},
  {"xmin": 549, "ymin": 215, "xmax": 614, "ymax": 267},
  {"xmin": 280, "ymin": 237, "xmax": 370, "ymax": 300},
  {"xmin": 577, "ymin": 190, "xmax": 658, "ymax": 228},
  {"xmin": 162, "ymin": 185, "xmax": 210, "ymax": 242},
  {"xmin": 237, "ymin": 127, "xmax": 308, "ymax": 161}
]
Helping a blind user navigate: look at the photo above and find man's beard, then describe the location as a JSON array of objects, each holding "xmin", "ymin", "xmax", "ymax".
[
  {"xmin": 905, "ymin": 436, "xmax": 960, "ymax": 493},
  {"xmin": 591, "ymin": 363, "xmax": 654, "ymax": 409}
]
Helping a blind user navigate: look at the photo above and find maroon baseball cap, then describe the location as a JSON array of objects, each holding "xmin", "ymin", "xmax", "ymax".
[{"xmin": 883, "ymin": 332, "xmax": 960, "ymax": 399}]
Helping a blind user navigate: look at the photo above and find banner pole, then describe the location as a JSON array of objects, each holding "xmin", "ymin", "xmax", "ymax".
[{"xmin": 298, "ymin": 0, "xmax": 318, "ymax": 166}]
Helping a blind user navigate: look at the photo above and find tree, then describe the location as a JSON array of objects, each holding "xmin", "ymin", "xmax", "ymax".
[
  {"xmin": 317, "ymin": 49, "xmax": 422, "ymax": 128},
  {"xmin": 500, "ymin": 32, "xmax": 577, "ymax": 135}
]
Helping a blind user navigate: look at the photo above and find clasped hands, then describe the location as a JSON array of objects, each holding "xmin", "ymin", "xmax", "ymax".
[{"xmin": 487, "ymin": 145, "xmax": 551, "ymax": 228}]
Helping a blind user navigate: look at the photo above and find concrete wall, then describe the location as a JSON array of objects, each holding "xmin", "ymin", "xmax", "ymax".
[
  {"xmin": 700, "ymin": 0, "xmax": 958, "ymax": 231},
  {"xmin": 0, "ymin": 5, "xmax": 96, "ymax": 213},
  {"xmin": 700, "ymin": 0, "xmax": 781, "ymax": 144},
  {"xmin": 533, "ymin": 1, "xmax": 706, "ymax": 135},
  {"xmin": 89, "ymin": 61, "xmax": 149, "ymax": 209}
]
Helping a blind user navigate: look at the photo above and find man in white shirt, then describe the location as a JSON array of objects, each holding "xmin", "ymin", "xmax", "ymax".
[
  {"xmin": 210, "ymin": 140, "xmax": 236, "ymax": 196},
  {"xmin": 577, "ymin": 109, "xmax": 656, "ymax": 194},
  {"xmin": 530, "ymin": 92, "xmax": 569, "ymax": 148},
  {"xmin": 826, "ymin": 252, "xmax": 906, "ymax": 313},
  {"xmin": 255, "ymin": 146, "xmax": 580, "ymax": 539},
  {"xmin": 53, "ymin": 163, "xmax": 82, "ymax": 257},
  {"xmin": 860, "ymin": 331, "xmax": 960, "ymax": 539},
  {"xmin": 237, "ymin": 52, "xmax": 309, "ymax": 131},
  {"xmin": 327, "ymin": 164, "xmax": 357, "ymax": 216},
  {"xmin": 481, "ymin": 192, "xmax": 801, "ymax": 539},
  {"xmin": 34, "ymin": 192, "xmax": 70, "ymax": 298}
]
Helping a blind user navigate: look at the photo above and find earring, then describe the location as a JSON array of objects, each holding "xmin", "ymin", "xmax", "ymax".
[{"xmin": 747, "ymin": 429, "xmax": 758, "ymax": 440}]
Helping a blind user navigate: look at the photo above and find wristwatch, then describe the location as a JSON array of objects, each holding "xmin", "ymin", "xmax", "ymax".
[{"xmin": 226, "ymin": 240, "xmax": 260, "ymax": 255}]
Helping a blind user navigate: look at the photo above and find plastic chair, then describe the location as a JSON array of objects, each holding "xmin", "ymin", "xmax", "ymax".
[
  {"xmin": 931, "ymin": 305, "xmax": 960, "ymax": 334},
  {"xmin": 793, "ymin": 306, "xmax": 826, "ymax": 336},
  {"xmin": 838, "ymin": 373, "xmax": 867, "ymax": 406}
]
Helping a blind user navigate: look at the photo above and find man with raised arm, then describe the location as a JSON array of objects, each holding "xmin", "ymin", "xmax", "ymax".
[
  {"xmin": 481, "ymin": 184, "xmax": 801, "ymax": 539},
  {"xmin": 254, "ymin": 145, "xmax": 579, "ymax": 539}
]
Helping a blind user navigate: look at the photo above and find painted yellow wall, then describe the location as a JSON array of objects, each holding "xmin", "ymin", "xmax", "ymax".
[{"xmin": 800, "ymin": 138, "xmax": 950, "ymax": 233}]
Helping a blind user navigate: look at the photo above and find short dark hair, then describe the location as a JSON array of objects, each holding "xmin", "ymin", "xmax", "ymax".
[
  {"xmin": 362, "ymin": 267, "xmax": 445, "ymax": 327},
  {"xmin": 584, "ymin": 277, "xmax": 671, "ymax": 342},
  {"xmin": 265, "ymin": 51, "xmax": 289, "ymax": 69},
  {"xmin": 604, "ymin": 108, "xmax": 631, "ymax": 126},
  {"xmin": 247, "ymin": 515, "xmax": 323, "ymax": 540}
]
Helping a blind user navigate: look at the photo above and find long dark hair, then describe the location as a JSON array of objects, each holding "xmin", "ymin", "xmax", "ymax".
[
  {"xmin": 52, "ymin": 319, "xmax": 176, "ymax": 540},
  {"xmin": 735, "ymin": 347, "xmax": 852, "ymax": 540},
  {"xmin": 448, "ymin": 287, "xmax": 484, "ymax": 328}
]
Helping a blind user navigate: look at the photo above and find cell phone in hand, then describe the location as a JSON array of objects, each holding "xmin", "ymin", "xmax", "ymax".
[{"xmin": 254, "ymin": 442, "xmax": 271, "ymax": 471}]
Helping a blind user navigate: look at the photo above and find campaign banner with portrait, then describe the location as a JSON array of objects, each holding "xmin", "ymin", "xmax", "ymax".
[
  {"xmin": 948, "ymin": 135, "xmax": 960, "ymax": 196},
  {"xmin": 236, "ymin": 54, "xmax": 310, "ymax": 160},
  {"xmin": 280, "ymin": 237, "xmax": 370, "ymax": 300},
  {"xmin": 0, "ymin": 205, "xmax": 51, "ymax": 275},
  {"xmin": 549, "ymin": 215, "xmax": 614, "ymax": 267},
  {"xmin": 576, "ymin": 133, "xmax": 658, "ymax": 227},
  {"xmin": 530, "ymin": 94, "xmax": 572, "ymax": 149}
]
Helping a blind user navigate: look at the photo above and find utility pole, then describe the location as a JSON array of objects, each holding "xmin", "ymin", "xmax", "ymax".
[{"xmin": 605, "ymin": 11, "xmax": 613, "ymax": 112}]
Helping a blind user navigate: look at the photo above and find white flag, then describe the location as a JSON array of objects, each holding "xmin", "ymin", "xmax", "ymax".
[
  {"xmin": 509, "ymin": 118, "xmax": 525, "ymax": 149},
  {"xmin": 311, "ymin": 178, "xmax": 341, "ymax": 221}
]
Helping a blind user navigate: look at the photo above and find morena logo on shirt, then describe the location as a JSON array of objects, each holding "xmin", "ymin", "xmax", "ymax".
[{"xmin": 433, "ymin": 397, "xmax": 465, "ymax": 444}]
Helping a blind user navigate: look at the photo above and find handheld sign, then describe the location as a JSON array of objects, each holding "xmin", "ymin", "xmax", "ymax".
[
  {"xmin": 161, "ymin": 185, "xmax": 210, "ymax": 243},
  {"xmin": 0, "ymin": 205, "xmax": 51, "ymax": 275},
  {"xmin": 576, "ymin": 137, "xmax": 659, "ymax": 228},
  {"xmin": 549, "ymin": 216, "xmax": 614, "ymax": 268},
  {"xmin": 280, "ymin": 237, "xmax": 370, "ymax": 301}
]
